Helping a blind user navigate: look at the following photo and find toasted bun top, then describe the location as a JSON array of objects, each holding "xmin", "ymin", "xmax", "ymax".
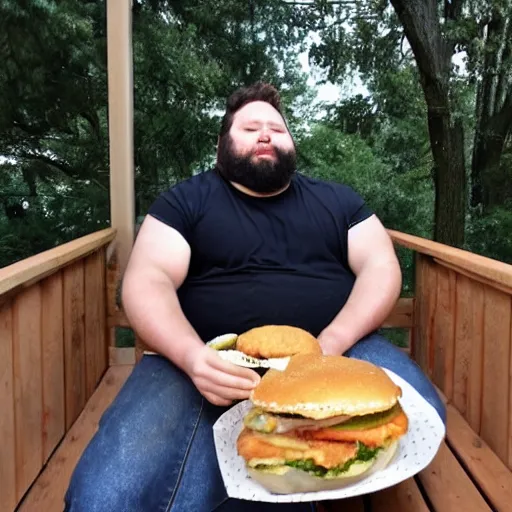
[
  {"xmin": 250, "ymin": 354, "xmax": 402, "ymax": 419},
  {"xmin": 236, "ymin": 325, "xmax": 322, "ymax": 359}
]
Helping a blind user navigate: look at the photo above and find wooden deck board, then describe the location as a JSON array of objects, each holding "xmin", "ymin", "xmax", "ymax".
[
  {"xmin": 319, "ymin": 496, "xmax": 365, "ymax": 512},
  {"xmin": 17, "ymin": 365, "xmax": 133, "ymax": 512},
  {"xmin": 370, "ymin": 478, "xmax": 429, "ymax": 512},
  {"xmin": 446, "ymin": 404, "xmax": 512, "ymax": 512},
  {"xmin": 418, "ymin": 442, "xmax": 491, "ymax": 511}
]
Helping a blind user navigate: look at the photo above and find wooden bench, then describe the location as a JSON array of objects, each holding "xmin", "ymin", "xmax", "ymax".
[{"xmin": 16, "ymin": 368, "xmax": 512, "ymax": 511}]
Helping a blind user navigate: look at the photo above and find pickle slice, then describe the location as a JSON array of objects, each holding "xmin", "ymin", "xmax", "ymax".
[
  {"xmin": 206, "ymin": 333, "xmax": 238, "ymax": 350},
  {"xmin": 332, "ymin": 403, "xmax": 403, "ymax": 431}
]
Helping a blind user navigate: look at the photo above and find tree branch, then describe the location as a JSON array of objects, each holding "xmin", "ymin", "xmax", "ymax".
[
  {"xmin": 444, "ymin": 0, "xmax": 464, "ymax": 23},
  {"xmin": 18, "ymin": 152, "xmax": 109, "ymax": 192},
  {"xmin": 494, "ymin": 16, "xmax": 512, "ymax": 113},
  {"xmin": 480, "ymin": 9, "xmax": 508, "ymax": 121},
  {"xmin": 12, "ymin": 119, "xmax": 51, "ymax": 137},
  {"xmin": 21, "ymin": 152, "xmax": 74, "ymax": 176},
  {"xmin": 390, "ymin": 0, "xmax": 451, "ymax": 105},
  {"xmin": 80, "ymin": 110, "xmax": 101, "ymax": 140}
]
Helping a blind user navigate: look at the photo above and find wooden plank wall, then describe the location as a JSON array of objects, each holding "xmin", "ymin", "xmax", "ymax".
[
  {"xmin": 414, "ymin": 253, "xmax": 512, "ymax": 470},
  {"xmin": 0, "ymin": 248, "xmax": 108, "ymax": 511}
]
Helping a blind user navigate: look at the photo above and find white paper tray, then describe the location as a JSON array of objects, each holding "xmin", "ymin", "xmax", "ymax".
[{"xmin": 212, "ymin": 368, "xmax": 445, "ymax": 503}]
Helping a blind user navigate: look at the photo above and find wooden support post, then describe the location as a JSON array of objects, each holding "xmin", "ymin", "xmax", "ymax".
[{"xmin": 107, "ymin": 0, "xmax": 135, "ymax": 275}]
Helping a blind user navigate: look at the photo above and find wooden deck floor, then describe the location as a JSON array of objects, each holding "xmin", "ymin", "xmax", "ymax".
[{"xmin": 17, "ymin": 365, "xmax": 133, "ymax": 512}]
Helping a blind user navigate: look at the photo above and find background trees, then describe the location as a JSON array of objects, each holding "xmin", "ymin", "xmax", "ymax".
[{"xmin": 1, "ymin": 0, "xmax": 511, "ymax": 270}]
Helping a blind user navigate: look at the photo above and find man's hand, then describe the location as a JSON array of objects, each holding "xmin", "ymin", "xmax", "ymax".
[
  {"xmin": 317, "ymin": 327, "xmax": 354, "ymax": 355},
  {"xmin": 184, "ymin": 345, "xmax": 261, "ymax": 406}
]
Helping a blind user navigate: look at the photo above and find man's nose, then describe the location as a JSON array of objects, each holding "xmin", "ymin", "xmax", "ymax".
[{"xmin": 258, "ymin": 127, "xmax": 271, "ymax": 142}]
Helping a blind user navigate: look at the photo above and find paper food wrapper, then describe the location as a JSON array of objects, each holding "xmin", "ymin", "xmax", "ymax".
[
  {"xmin": 216, "ymin": 350, "xmax": 291, "ymax": 371},
  {"xmin": 212, "ymin": 368, "xmax": 446, "ymax": 503}
]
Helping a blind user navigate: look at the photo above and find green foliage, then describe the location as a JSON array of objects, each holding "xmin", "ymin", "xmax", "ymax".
[
  {"xmin": 116, "ymin": 327, "xmax": 136, "ymax": 348},
  {"xmin": 308, "ymin": 2, "xmax": 404, "ymax": 89},
  {"xmin": 0, "ymin": 0, "xmax": 314, "ymax": 266},
  {"xmin": 130, "ymin": 0, "xmax": 313, "ymax": 213},
  {"xmin": 379, "ymin": 328, "xmax": 409, "ymax": 348},
  {"xmin": 0, "ymin": 163, "xmax": 109, "ymax": 267},
  {"xmin": 466, "ymin": 204, "xmax": 512, "ymax": 264},
  {"xmin": 0, "ymin": 0, "xmax": 510, "ymax": 273},
  {"xmin": 297, "ymin": 124, "xmax": 434, "ymax": 236},
  {"xmin": 296, "ymin": 123, "xmax": 434, "ymax": 291}
]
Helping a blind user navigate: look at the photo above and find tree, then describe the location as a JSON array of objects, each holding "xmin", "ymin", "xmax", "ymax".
[
  {"xmin": 389, "ymin": 0, "xmax": 466, "ymax": 247},
  {"xmin": 130, "ymin": 0, "xmax": 314, "ymax": 213},
  {"xmin": 302, "ymin": 0, "xmax": 512, "ymax": 248},
  {"xmin": 467, "ymin": 1, "xmax": 512, "ymax": 210},
  {"xmin": 296, "ymin": 122, "xmax": 435, "ymax": 290},
  {"xmin": 0, "ymin": 0, "xmax": 317, "ymax": 265}
]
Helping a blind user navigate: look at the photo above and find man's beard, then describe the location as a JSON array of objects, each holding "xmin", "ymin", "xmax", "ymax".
[{"xmin": 216, "ymin": 135, "xmax": 296, "ymax": 194}]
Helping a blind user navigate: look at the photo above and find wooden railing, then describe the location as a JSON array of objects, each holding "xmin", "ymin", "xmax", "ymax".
[
  {"xmin": 389, "ymin": 229, "xmax": 512, "ymax": 471},
  {"xmin": 2, "ymin": 225, "xmax": 511, "ymax": 510},
  {"xmin": 0, "ymin": 228, "xmax": 115, "ymax": 511}
]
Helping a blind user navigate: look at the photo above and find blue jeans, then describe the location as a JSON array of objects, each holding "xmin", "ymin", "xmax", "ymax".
[{"xmin": 64, "ymin": 333, "xmax": 445, "ymax": 512}]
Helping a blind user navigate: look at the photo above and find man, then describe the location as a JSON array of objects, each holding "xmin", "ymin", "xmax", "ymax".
[{"xmin": 65, "ymin": 82, "xmax": 445, "ymax": 511}]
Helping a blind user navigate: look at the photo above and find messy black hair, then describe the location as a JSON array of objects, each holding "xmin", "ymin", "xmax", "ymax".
[{"xmin": 218, "ymin": 81, "xmax": 285, "ymax": 137}]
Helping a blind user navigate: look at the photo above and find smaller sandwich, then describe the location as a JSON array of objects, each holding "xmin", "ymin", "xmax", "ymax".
[
  {"xmin": 236, "ymin": 354, "xmax": 408, "ymax": 494},
  {"xmin": 208, "ymin": 325, "xmax": 322, "ymax": 371},
  {"xmin": 236, "ymin": 325, "xmax": 322, "ymax": 358}
]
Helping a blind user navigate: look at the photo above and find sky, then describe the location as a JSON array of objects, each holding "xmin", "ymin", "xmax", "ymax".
[
  {"xmin": 298, "ymin": 49, "xmax": 370, "ymax": 105},
  {"xmin": 296, "ymin": 26, "xmax": 371, "ymax": 108}
]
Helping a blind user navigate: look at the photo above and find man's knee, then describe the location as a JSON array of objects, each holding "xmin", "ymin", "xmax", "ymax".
[
  {"xmin": 65, "ymin": 355, "xmax": 205, "ymax": 511},
  {"xmin": 64, "ymin": 450, "xmax": 134, "ymax": 512}
]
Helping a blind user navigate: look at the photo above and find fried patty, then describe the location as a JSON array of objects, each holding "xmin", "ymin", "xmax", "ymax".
[
  {"xmin": 236, "ymin": 325, "xmax": 322, "ymax": 359},
  {"xmin": 236, "ymin": 428, "xmax": 358, "ymax": 469},
  {"xmin": 297, "ymin": 410, "xmax": 408, "ymax": 447}
]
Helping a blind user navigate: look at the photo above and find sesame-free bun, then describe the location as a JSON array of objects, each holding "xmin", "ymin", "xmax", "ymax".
[
  {"xmin": 250, "ymin": 354, "xmax": 402, "ymax": 419},
  {"xmin": 236, "ymin": 325, "xmax": 322, "ymax": 359}
]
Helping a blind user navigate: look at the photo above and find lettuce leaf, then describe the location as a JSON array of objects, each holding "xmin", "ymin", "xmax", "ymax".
[{"xmin": 255, "ymin": 441, "xmax": 381, "ymax": 477}]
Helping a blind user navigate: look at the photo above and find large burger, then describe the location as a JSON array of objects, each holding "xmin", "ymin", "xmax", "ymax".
[{"xmin": 236, "ymin": 354, "xmax": 408, "ymax": 494}]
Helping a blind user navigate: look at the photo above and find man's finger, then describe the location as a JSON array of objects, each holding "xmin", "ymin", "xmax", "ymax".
[
  {"xmin": 203, "ymin": 391, "xmax": 232, "ymax": 407},
  {"xmin": 198, "ymin": 369, "xmax": 258, "ymax": 394},
  {"xmin": 204, "ymin": 382, "xmax": 253, "ymax": 401},
  {"xmin": 206, "ymin": 349, "xmax": 261, "ymax": 383}
]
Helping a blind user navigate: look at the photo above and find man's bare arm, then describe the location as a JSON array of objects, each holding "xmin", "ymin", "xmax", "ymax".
[
  {"xmin": 121, "ymin": 215, "xmax": 260, "ymax": 405},
  {"xmin": 318, "ymin": 215, "xmax": 402, "ymax": 355},
  {"xmin": 122, "ymin": 215, "xmax": 198, "ymax": 367}
]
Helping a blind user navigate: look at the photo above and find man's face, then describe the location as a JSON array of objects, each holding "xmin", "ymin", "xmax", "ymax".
[{"xmin": 216, "ymin": 101, "xmax": 297, "ymax": 194}]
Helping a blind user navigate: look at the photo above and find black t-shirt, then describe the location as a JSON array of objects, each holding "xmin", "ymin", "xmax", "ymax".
[{"xmin": 148, "ymin": 169, "xmax": 373, "ymax": 341}]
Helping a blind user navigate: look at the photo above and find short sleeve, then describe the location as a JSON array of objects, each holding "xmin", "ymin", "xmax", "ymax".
[
  {"xmin": 147, "ymin": 186, "xmax": 193, "ymax": 242},
  {"xmin": 348, "ymin": 202, "xmax": 373, "ymax": 228},
  {"xmin": 338, "ymin": 185, "xmax": 374, "ymax": 229}
]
